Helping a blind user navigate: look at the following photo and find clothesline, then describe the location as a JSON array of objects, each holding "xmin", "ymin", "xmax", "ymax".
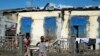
[{"xmin": 76, "ymin": 38, "xmax": 100, "ymax": 44}]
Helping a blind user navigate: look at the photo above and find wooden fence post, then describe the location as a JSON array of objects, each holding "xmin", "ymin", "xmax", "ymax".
[
  {"xmin": 19, "ymin": 35, "xmax": 24, "ymax": 56},
  {"xmin": 71, "ymin": 36, "xmax": 76, "ymax": 56}
]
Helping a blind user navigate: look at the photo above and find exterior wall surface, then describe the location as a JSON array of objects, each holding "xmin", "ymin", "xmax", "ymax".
[
  {"xmin": 17, "ymin": 11, "xmax": 61, "ymax": 45},
  {"xmin": 0, "ymin": 14, "xmax": 5, "ymax": 38},
  {"xmin": 67, "ymin": 11, "xmax": 100, "ymax": 39},
  {"xmin": 65, "ymin": 11, "xmax": 100, "ymax": 50},
  {"xmin": 17, "ymin": 10, "xmax": 100, "ymax": 49}
]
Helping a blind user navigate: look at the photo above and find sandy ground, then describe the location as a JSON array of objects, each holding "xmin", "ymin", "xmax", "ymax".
[
  {"xmin": 0, "ymin": 50, "xmax": 18, "ymax": 56},
  {"xmin": 0, "ymin": 50, "xmax": 100, "ymax": 56}
]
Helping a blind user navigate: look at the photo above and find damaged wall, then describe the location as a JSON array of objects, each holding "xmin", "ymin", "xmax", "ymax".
[
  {"xmin": 17, "ymin": 10, "xmax": 100, "ymax": 49},
  {"xmin": 70, "ymin": 11, "xmax": 100, "ymax": 39},
  {"xmin": 17, "ymin": 11, "xmax": 61, "ymax": 45}
]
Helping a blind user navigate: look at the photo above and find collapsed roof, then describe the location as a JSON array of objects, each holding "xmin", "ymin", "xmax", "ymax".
[{"xmin": 0, "ymin": 3, "xmax": 100, "ymax": 14}]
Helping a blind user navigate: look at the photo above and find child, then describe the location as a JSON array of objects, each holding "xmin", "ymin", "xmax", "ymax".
[
  {"xmin": 23, "ymin": 33, "xmax": 31, "ymax": 56},
  {"xmin": 36, "ymin": 36, "xmax": 48, "ymax": 56}
]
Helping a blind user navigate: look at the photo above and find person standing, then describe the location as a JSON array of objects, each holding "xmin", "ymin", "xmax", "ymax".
[
  {"xmin": 23, "ymin": 33, "xmax": 31, "ymax": 56},
  {"xmin": 36, "ymin": 36, "xmax": 48, "ymax": 56}
]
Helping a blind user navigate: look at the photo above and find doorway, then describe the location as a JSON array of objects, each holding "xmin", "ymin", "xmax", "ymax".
[
  {"xmin": 70, "ymin": 16, "xmax": 88, "ymax": 38},
  {"xmin": 20, "ymin": 17, "xmax": 33, "ymax": 35},
  {"xmin": 44, "ymin": 17, "xmax": 57, "ymax": 40}
]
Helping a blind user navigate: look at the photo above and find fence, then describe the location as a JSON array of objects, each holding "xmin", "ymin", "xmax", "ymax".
[
  {"xmin": 27, "ymin": 37, "xmax": 100, "ymax": 56},
  {"xmin": 31, "ymin": 38, "xmax": 71, "ymax": 56},
  {"xmin": 0, "ymin": 35, "xmax": 100, "ymax": 56},
  {"xmin": 0, "ymin": 35, "xmax": 24, "ymax": 56},
  {"xmin": 30, "ymin": 38, "xmax": 71, "ymax": 56},
  {"xmin": 75, "ymin": 38, "xmax": 100, "ymax": 56}
]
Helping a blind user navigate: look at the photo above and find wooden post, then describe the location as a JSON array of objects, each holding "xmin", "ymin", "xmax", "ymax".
[
  {"xmin": 18, "ymin": 35, "xmax": 24, "ymax": 56},
  {"xmin": 71, "ymin": 36, "xmax": 76, "ymax": 56}
]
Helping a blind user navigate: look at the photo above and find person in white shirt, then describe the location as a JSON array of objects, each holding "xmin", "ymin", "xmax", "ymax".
[{"xmin": 36, "ymin": 36, "xmax": 48, "ymax": 56}]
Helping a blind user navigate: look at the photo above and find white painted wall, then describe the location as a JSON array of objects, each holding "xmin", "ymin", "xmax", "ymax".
[
  {"xmin": 68, "ymin": 11, "xmax": 100, "ymax": 39},
  {"xmin": 56, "ymin": 17, "xmax": 62, "ymax": 40},
  {"xmin": 17, "ymin": 10, "xmax": 100, "ymax": 49},
  {"xmin": 65, "ymin": 11, "xmax": 100, "ymax": 50},
  {"xmin": 61, "ymin": 11, "xmax": 70, "ymax": 38},
  {"xmin": 17, "ymin": 11, "xmax": 61, "ymax": 45},
  {"xmin": 0, "ymin": 15, "xmax": 5, "ymax": 38}
]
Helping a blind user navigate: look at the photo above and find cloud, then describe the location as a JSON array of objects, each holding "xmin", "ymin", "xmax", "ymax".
[
  {"xmin": 58, "ymin": 4, "xmax": 73, "ymax": 8},
  {"xmin": 39, "ymin": 3, "xmax": 74, "ymax": 9},
  {"xmin": 47, "ymin": 3, "xmax": 74, "ymax": 9},
  {"xmin": 85, "ymin": 5, "xmax": 92, "ymax": 8},
  {"xmin": 40, "ymin": 7, "xmax": 44, "ymax": 9}
]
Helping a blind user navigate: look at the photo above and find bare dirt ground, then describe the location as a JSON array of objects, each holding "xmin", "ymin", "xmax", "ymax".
[
  {"xmin": 0, "ymin": 50, "xmax": 18, "ymax": 56},
  {"xmin": 0, "ymin": 50, "xmax": 100, "ymax": 56}
]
